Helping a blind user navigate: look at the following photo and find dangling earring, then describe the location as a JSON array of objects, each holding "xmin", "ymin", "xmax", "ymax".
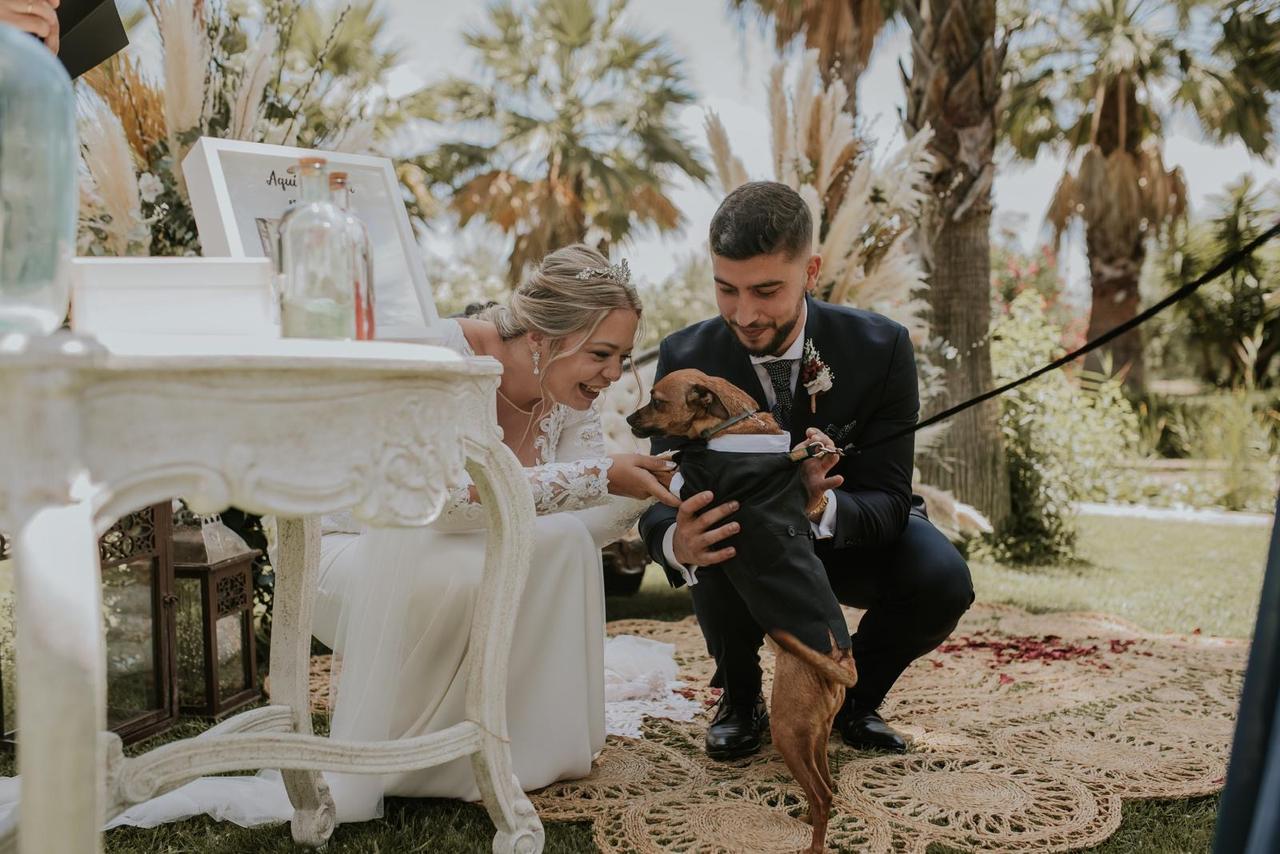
[{"xmin": 531, "ymin": 348, "xmax": 541, "ymax": 375}]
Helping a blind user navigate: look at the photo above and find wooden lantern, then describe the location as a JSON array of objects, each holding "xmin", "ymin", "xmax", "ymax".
[
  {"xmin": 172, "ymin": 516, "xmax": 261, "ymax": 719},
  {"xmin": 0, "ymin": 503, "xmax": 179, "ymax": 747}
]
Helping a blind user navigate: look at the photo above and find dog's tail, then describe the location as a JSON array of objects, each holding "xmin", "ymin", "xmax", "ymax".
[{"xmin": 768, "ymin": 630, "xmax": 857, "ymax": 687}]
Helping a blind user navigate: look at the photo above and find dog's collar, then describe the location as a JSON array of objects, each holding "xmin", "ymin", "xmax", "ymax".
[{"xmin": 698, "ymin": 410, "xmax": 760, "ymax": 441}]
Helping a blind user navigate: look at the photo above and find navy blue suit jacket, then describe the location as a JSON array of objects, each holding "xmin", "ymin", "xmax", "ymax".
[{"xmin": 638, "ymin": 296, "xmax": 920, "ymax": 587}]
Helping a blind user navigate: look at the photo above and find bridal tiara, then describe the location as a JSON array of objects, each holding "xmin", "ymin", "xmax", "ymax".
[{"xmin": 574, "ymin": 258, "xmax": 631, "ymax": 284}]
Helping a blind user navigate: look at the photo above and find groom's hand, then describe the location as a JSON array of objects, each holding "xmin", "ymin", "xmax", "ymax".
[
  {"xmin": 672, "ymin": 492, "xmax": 740, "ymax": 567},
  {"xmin": 795, "ymin": 428, "xmax": 843, "ymax": 513}
]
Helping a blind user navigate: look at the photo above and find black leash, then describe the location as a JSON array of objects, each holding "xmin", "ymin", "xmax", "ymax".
[{"xmin": 825, "ymin": 219, "xmax": 1280, "ymax": 458}]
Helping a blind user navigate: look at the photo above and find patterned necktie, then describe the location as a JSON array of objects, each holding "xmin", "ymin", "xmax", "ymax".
[{"xmin": 764, "ymin": 358, "xmax": 797, "ymax": 429}]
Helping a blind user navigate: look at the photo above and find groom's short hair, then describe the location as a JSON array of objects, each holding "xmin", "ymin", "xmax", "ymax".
[{"xmin": 709, "ymin": 181, "xmax": 812, "ymax": 260}]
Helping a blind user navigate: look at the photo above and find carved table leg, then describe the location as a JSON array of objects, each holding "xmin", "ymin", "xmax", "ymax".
[
  {"xmin": 13, "ymin": 499, "xmax": 106, "ymax": 854},
  {"xmin": 464, "ymin": 442, "xmax": 544, "ymax": 854},
  {"xmin": 272, "ymin": 517, "xmax": 336, "ymax": 847}
]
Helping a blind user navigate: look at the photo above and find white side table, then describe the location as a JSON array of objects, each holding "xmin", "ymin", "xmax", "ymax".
[{"xmin": 0, "ymin": 333, "xmax": 542, "ymax": 854}]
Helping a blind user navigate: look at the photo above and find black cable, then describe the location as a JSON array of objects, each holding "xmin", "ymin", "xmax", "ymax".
[{"xmin": 841, "ymin": 219, "xmax": 1280, "ymax": 456}]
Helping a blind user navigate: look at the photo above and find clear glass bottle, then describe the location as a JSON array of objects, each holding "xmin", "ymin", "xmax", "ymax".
[
  {"xmin": 0, "ymin": 23, "xmax": 78, "ymax": 334},
  {"xmin": 277, "ymin": 157, "xmax": 356, "ymax": 339},
  {"xmin": 329, "ymin": 171, "xmax": 375, "ymax": 340}
]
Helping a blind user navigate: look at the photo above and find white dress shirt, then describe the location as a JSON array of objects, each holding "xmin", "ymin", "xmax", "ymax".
[{"xmin": 662, "ymin": 303, "xmax": 838, "ymax": 585}]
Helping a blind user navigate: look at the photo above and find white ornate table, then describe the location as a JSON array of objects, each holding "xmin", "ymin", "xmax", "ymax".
[{"xmin": 0, "ymin": 332, "xmax": 542, "ymax": 854}]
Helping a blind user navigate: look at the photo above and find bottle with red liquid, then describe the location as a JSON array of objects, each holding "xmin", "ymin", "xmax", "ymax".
[{"xmin": 329, "ymin": 172, "xmax": 375, "ymax": 340}]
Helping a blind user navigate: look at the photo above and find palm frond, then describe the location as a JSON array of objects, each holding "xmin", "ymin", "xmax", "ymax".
[
  {"xmin": 1045, "ymin": 169, "xmax": 1077, "ymax": 247},
  {"xmin": 729, "ymin": 0, "xmax": 886, "ymax": 93},
  {"xmin": 1074, "ymin": 145, "xmax": 1107, "ymax": 224}
]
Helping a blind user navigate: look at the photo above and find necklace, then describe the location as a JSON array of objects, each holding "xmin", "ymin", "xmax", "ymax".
[
  {"xmin": 496, "ymin": 386, "xmax": 548, "ymax": 456},
  {"xmin": 496, "ymin": 386, "xmax": 541, "ymax": 416}
]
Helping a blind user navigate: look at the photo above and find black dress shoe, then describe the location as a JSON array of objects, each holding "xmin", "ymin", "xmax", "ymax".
[
  {"xmin": 705, "ymin": 694, "xmax": 769, "ymax": 760},
  {"xmin": 836, "ymin": 708, "xmax": 908, "ymax": 753}
]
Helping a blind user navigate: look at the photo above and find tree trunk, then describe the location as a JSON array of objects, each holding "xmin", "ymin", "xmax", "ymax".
[
  {"xmin": 918, "ymin": 212, "xmax": 1010, "ymax": 524},
  {"xmin": 1084, "ymin": 228, "xmax": 1146, "ymax": 388},
  {"xmin": 905, "ymin": 0, "xmax": 1009, "ymax": 526}
]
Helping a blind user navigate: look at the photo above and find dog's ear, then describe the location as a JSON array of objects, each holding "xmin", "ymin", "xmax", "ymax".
[{"xmin": 686, "ymin": 383, "xmax": 730, "ymax": 421}]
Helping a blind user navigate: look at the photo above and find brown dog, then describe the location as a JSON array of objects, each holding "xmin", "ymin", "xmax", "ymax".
[{"xmin": 628, "ymin": 368, "xmax": 857, "ymax": 854}]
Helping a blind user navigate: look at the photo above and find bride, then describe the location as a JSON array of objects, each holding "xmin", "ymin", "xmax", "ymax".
[
  {"xmin": 84, "ymin": 244, "xmax": 684, "ymax": 832},
  {"xmin": 312, "ymin": 244, "xmax": 679, "ymax": 819}
]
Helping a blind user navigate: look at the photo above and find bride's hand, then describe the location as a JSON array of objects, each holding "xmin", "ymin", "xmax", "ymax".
[{"xmin": 608, "ymin": 453, "xmax": 680, "ymax": 507}]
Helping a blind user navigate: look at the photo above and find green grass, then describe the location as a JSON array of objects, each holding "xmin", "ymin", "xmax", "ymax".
[
  {"xmin": 105, "ymin": 802, "xmax": 595, "ymax": 854},
  {"xmin": 85, "ymin": 512, "xmax": 1270, "ymax": 852},
  {"xmin": 599, "ymin": 570, "xmax": 692, "ymax": 622},
  {"xmin": 970, "ymin": 514, "xmax": 1271, "ymax": 638},
  {"xmin": 928, "ymin": 796, "xmax": 1221, "ymax": 854},
  {"xmin": 1078, "ymin": 796, "xmax": 1221, "ymax": 854}
]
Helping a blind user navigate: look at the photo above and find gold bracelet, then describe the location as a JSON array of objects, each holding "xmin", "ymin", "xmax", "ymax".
[{"xmin": 806, "ymin": 491, "xmax": 830, "ymax": 522}]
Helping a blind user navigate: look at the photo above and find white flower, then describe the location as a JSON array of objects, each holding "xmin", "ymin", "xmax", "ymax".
[
  {"xmin": 127, "ymin": 222, "xmax": 152, "ymax": 247},
  {"xmin": 138, "ymin": 172, "xmax": 163, "ymax": 204},
  {"xmin": 805, "ymin": 367, "xmax": 833, "ymax": 396},
  {"xmin": 800, "ymin": 339, "xmax": 835, "ymax": 405}
]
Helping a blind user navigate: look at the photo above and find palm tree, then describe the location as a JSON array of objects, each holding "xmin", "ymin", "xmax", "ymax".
[
  {"xmin": 1003, "ymin": 0, "xmax": 1279, "ymax": 388},
  {"xmin": 1221, "ymin": 1, "xmax": 1280, "ymax": 95},
  {"xmin": 901, "ymin": 0, "xmax": 1010, "ymax": 524},
  {"xmin": 288, "ymin": 1, "xmax": 403, "ymax": 139},
  {"xmin": 412, "ymin": 0, "xmax": 708, "ymax": 282},
  {"xmin": 728, "ymin": 0, "xmax": 897, "ymax": 116},
  {"xmin": 1159, "ymin": 174, "xmax": 1280, "ymax": 387}
]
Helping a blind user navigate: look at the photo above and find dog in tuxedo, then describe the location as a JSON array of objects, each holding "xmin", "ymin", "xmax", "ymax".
[{"xmin": 628, "ymin": 368, "xmax": 856, "ymax": 854}]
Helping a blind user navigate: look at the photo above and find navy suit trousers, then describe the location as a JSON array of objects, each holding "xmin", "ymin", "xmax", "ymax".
[{"xmin": 689, "ymin": 504, "xmax": 974, "ymax": 710}]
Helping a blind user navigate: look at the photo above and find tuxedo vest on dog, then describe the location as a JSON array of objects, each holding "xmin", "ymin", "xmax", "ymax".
[{"xmin": 675, "ymin": 446, "xmax": 852, "ymax": 655}]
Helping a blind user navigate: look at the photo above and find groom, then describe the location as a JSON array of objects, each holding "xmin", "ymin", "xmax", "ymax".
[{"xmin": 639, "ymin": 181, "xmax": 974, "ymax": 757}]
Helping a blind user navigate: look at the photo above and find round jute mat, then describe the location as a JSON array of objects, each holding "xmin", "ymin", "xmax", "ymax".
[{"xmin": 527, "ymin": 602, "xmax": 1246, "ymax": 853}]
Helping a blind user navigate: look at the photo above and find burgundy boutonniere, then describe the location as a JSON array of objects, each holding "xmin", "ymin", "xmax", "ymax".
[{"xmin": 800, "ymin": 339, "xmax": 834, "ymax": 413}]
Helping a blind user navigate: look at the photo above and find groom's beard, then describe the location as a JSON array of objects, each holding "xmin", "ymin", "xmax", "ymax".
[{"xmin": 724, "ymin": 306, "xmax": 803, "ymax": 357}]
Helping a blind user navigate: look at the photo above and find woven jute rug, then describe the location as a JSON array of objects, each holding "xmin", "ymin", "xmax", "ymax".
[{"xmin": 526, "ymin": 602, "xmax": 1247, "ymax": 853}]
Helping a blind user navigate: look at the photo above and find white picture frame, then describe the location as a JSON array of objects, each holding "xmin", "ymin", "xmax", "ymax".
[{"xmin": 182, "ymin": 137, "xmax": 442, "ymax": 342}]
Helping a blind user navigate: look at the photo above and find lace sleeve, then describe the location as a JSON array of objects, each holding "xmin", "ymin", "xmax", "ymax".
[
  {"xmin": 432, "ymin": 403, "xmax": 614, "ymax": 531},
  {"xmin": 522, "ymin": 400, "xmax": 613, "ymax": 512}
]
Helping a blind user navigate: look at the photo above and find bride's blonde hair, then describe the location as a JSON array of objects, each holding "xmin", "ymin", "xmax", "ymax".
[{"xmin": 482, "ymin": 244, "xmax": 643, "ymax": 368}]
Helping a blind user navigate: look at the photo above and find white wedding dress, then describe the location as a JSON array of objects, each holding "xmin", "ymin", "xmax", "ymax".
[
  {"xmin": 311, "ymin": 319, "xmax": 653, "ymax": 814},
  {"xmin": 0, "ymin": 319, "xmax": 697, "ymax": 834}
]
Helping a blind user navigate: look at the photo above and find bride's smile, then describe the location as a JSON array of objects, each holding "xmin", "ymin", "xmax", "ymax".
[{"xmin": 539, "ymin": 308, "xmax": 639, "ymax": 410}]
